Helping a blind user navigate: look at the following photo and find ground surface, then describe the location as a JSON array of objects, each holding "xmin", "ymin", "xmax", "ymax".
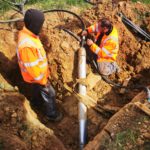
[{"xmin": 0, "ymin": 1, "xmax": 150, "ymax": 150}]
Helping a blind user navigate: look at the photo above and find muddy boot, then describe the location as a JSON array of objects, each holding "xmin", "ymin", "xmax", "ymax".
[
  {"xmin": 40, "ymin": 82, "xmax": 63, "ymax": 122},
  {"xmin": 47, "ymin": 111, "xmax": 63, "ymax": 122},
  {"xmin": 44, "ymin": 98, "xmax": 63, "ymax": 122}
]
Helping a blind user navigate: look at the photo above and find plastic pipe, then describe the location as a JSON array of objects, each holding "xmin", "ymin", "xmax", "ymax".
[{"xmin": 78, "ymin": 45, "xmax": 87, "ymax": 150}]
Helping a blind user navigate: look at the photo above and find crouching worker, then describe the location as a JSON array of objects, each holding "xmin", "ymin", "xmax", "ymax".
[
  {"xmin": 16, "ymin": 9, "xmax": 62, "ymax": 121},
  {"xmin": 82, "ymin": 18, "xmax": 120, "ymax": 76}
]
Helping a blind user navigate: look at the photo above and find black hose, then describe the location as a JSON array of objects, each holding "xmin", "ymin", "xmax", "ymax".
[
  {"xmin": 0, "ymin": 18, "xmax": 23, "ymax": 23},
  {"xmin": 0, "ymin": 0, "xmax": 26, "ymax": 23},
  {"xmin": 84, "ymin": 0, "xmax": 95, "ymax": 5},
  {"xmin": 122, "ymin": 18, "xmax": 150, "ymax": 40},
  {"xmin": 43, "ymin": 9, "xmax": 86, "ymax": 46},
  {"xmin": 84, "ymin": 0, "xmax": 102, "ymax": 5},
  {"xmin": 0, "ymin": 8, "xmax": 86, "ymax": 26},
  {"xmin": 61, "ymin": 28, "xmax": 81, "ymax": 42},
  {"xmin": 121, "ymin": 15, "xmax": 150, "ymax": 38},
  {"xmin": 122, "ymin": 19, "xmax": 150, "ymax": 41},
  {"xmin": 42, "ymin": 9, "xmax": 86, "ymax": 31},
  {"xmin": 118, "ymin": 12, "xmax": 150, "ymax": 41}
]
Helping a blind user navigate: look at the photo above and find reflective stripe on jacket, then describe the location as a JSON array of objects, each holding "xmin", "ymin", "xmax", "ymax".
[
  {"xmin": 17, "ymin": 27, "xmax": 49, "ymax": 85},
  {"xmin": 87, "ymin": 24, "xmax": 119, "ymax": 62}
]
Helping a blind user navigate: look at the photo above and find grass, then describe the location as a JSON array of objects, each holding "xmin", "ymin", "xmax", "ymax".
[
  {"xmin": 115, "ymin": 129, "xmax": 139, "ymax": 149},
  {"xmin": 1, "ymin": 0, "xmax": 149, "ymax": 14},
  {"xmin": 32, "ymin": 0, "xmax": 88, "ymax": 10},
  {"xmin": 132, "ymin": 0, "xmax": 150, "ymax": 4},
  {"xmin": 0, "ymin": 0, "xmax": 89, "ymax": 13}
]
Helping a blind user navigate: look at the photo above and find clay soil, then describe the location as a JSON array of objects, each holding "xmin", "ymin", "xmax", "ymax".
[{"xmin": 0, "ymin": 1, "xmax": 150, "ymax": 150}]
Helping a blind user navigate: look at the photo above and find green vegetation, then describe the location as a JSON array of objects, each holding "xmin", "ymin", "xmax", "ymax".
[
  {"xmin": 1, "ymin": 0, "xmax": 149, "ymax": 14},
  {"xmin": 28, "ymin": 0, "xmax": 85, "ymax": 6},
  {"xmin": 132, "ymin": 0, "xmax": 150, "ymax": 4},
  {"xmin": 0, "ymin": 0, "xmax": 88, "ymax": 13},
  {"xmin": 115, "ymin": 129, "xmax": 139, "ymax": 149},
  {"xmin": 32, "ymin": 0, "xmax": 88, "ymax": 10}
]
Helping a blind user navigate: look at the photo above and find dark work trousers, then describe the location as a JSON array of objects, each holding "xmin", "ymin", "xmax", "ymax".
[{"xmin": 31, "ymin": 81, "xmax": 57, "ymax": 117}]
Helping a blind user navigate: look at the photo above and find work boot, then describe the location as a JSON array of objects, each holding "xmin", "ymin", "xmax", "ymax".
[
  {"xmin": 47, "ymin": 111, "xmax": 63, "ymax": 122},
  {"xmin": 43, "ymin": 96, "xmax": 62, "ymax": 121}
]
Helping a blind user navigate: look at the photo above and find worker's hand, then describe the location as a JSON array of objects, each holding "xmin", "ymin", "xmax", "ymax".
[
  {"xmin": 81, "ymin": 30, "xmax": 88, "ymax": 36},
  {"xmin": 87, "ymin": 39, "xmax": 94, "ymax": 46}
]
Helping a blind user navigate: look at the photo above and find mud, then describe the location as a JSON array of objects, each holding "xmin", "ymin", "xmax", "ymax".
[{"xmin": 0, "ymin": 1, "xmax": 150, "ymax": 150}]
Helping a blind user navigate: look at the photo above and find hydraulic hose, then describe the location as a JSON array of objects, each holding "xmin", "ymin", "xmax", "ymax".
[
  {"xmin": 61, "ymin": 28, "xmax": 81, "ymax": 42},
  {"xmin": 0, "ymin": 0, "xmax": 28, "ymax": 23},
  {"xmin": 122, "ymin": 15, "xmax": 150, "ymax": 39},
  {"xmin": 0, "ymin": 18, "xmax": 23, "ymax": 23},
  {"xmin": 122, "ymin": 18, "xmax": 150, "ymax": 41},
  {"xmin": 84, "ymin": 0, "xmax": 102, "ymax": 5},
  {"xmin": 43, "ymin": 9, "xmax": 86, "ymax": 48},
  {"xmin": 84, "ymin": 0, "xmax": 95, "ymax": 5},
  {"xmin": 0, "ymin": 9, "xmax": 86, "ymax": 25},
  {"xmin": 43, "ymin": 9, "xmax": 85, "ymax": 32},
  {"xmin": 118, "ymin": 12, "xmax": 150, "ymax": 41}
]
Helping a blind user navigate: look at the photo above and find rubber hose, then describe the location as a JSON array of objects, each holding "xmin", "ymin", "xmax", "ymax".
[
  {"xmin": 61, "ymin": 28, "xmax": 81, "ymax": 42},
  {"xmin": 121, "ymin": 15, "xmax": 150, "ymax": 39},
  {"xmin": 118, "ymin": 13, "xmax": 150, "ymax": 41},
  {"xmin": 42, "ymin": 9, "xmax": 85, "ymax": 31},
  {"xmin": 122, "ymin": 18, "xmax": 150, "ymax": 40},
  {"xmin": 84, "ymin": 0, "xmax": 102, "ymax": 5},
  {"xmin": 122, "ymin": 19, "xmax": 150, "ymax": 41},
  {"xmin": 42, "ymin": 9, "xmax": 86, "ymax": 46}
]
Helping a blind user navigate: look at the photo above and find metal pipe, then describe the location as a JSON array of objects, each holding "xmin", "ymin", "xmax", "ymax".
[
  {"xmin": 146, "ymin": 87, "xmax": 150, "ymax": 102},
  {"xmin": 78, "ymin": 45, "xmax": 87, "ymax": 150}
]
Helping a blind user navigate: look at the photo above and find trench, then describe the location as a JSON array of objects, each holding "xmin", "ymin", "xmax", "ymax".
[
  {"xmin": 0, "ymin": 2, "xmax": 150, "ymax": 149},
  {"xmin": 0, "ymin": 27, "xmax": 149, "ymax": 150}
]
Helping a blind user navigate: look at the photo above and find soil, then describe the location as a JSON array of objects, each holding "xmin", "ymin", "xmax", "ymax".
[{"xmin": 0, "ymin": 1, "xmax": 150, "ymax": 150}]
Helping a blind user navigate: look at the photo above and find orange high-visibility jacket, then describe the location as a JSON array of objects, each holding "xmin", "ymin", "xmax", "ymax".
[
  {"xmin": 16, "ymin": 27, "xmax": 49, "ymax": 85},
  {"xmin": 87, "ymin": 23, "xmax": 119, "ymax": 62}
]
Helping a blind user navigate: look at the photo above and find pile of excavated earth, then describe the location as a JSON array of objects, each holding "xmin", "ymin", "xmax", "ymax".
[{"xmin": 0, "ymin": 1, "xmax": 150, "ymax": 150}]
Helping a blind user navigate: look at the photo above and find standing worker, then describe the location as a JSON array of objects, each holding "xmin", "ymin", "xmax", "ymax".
[
  {"xmin": 82, "ymin": 18, "xmax": 119, "ymax": 76},
  {"xmin": 16, "ymin": 9, "xmax": 62, "ymax": 121}
]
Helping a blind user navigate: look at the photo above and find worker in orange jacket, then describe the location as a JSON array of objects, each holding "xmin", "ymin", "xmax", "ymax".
[
  {"xmin": 17, "ymin": 9, "xmax": 62, "ymax": 121},
  {"xmin": 82, "ymin": 18, "xmax": 120, "ymax": 76}
]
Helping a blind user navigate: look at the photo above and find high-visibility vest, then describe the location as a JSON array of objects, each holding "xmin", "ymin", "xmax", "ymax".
[
  {"xmin": 87, "ymin": 23, "xmax": 119, "ymax": 62},
  {"xmin": 16, "ymin": 27, "xmax": 49, "ymax": 85}
]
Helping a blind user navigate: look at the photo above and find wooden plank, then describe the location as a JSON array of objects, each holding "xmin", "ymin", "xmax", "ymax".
[
  {"xmin": 134, "ymin": 102, "xmax": 150, "ymax": 116},
  {"xmin": 50, "ymin": 76, "xmax": 97, "ymax": 108},
  {"xmin": 120, "ymin": 78, "xmax": 130, "ymax": 94}
]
